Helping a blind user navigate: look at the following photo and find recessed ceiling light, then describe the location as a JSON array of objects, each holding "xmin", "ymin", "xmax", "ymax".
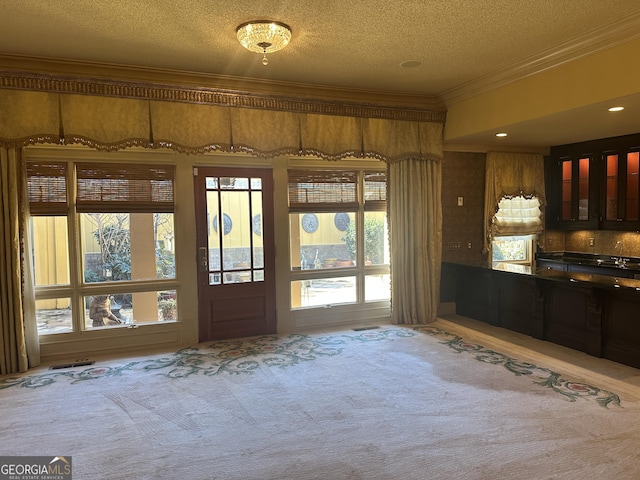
[
  {"xmin": 608, "ymin": 106, "xmax": 624, "ymax": 112},
  {"xmin": 496, "ymin": 132, "xmax": 508, "ymax": 137},
  {"xmin": 400, "ymin": 61, "xmax": 422, "ymax": 68}
]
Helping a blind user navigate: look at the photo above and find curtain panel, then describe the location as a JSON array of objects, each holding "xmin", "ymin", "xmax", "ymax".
[
  {"xmin": 483, "ymin": 152, "xmax": 546, "ymax": 253},
  {"xmin": 0, "ymin": 147, "xmax": 38, "ymax": 374},
  {"xmin": 388, "ymin": 156, "xmax": 443, "ymax": 325}
]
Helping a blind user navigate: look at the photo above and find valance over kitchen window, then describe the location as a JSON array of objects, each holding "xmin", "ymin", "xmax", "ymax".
[{"xmin": 484, "ymin": 152, "xmax": 546, "ymax": 253}]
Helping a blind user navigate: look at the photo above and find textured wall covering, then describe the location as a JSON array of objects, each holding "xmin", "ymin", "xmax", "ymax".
[
  {"xmin": 563, "ymin": 230, "xmax": 640, "ymax": 258},
  {"xmin": 441, "ymin": 151, "xmax": 486, "ymax": 264}
]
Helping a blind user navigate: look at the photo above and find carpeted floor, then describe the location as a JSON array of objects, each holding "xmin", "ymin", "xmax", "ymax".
[{"xmin": 2, "ymin": 316, "xmax": 640, "ymax": 479}]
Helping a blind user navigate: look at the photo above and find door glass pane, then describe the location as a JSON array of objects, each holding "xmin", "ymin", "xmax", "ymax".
[
  {"xmin": 252, "ymin": 191, "xmax": 264, "ymax": 269},
  {"xmin": 223, "ymin": 270, "xmax": 252, "ymax": 284},
  {"xmin": 206, "ymin": 176, "xmax": 264, "ymax": 285},
  {"xmin": 251, "ymin": 178, "xmax": 262, "ymax": 190},
  {"xmin": 606, "ymin": 154, "xmax": 618, "ymax": 221},
  {"xmin": 31, "ymin": 216, "xmax": 70, "ymax": 286},
  {"xmin": 561, "ymin": 160, "xmax": 572, "ymax": 220},
  {"xmin": 220, "ymin": 176, "xmax": 248, "ymax": 189},
  {"xmin": 627, "ymin": 152, "xmax": 639, "ymax": 221},
  {"xmin": 578, "ymin": 157, "xmax": 589, "ymax": 221},
  {"xmin": 206, "ymin": 188, "xmax": 221, "ymax": 271},
  {"xmin": 221, "ymin": 189, "xmax": 251, "ymax": 269},
  {"xmin": 36, "ymin": 297, "xmax": 72, "ymax": 334}
]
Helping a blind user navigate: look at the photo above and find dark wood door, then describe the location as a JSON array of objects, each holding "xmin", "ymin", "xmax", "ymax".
[{"xmin": 194, "ymin": 167, "xmax": 276, "ymax": 341}]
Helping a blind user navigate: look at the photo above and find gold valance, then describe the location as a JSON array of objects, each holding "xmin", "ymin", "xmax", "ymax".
[
  {"xmin": 0, "ymin": 81, "xmax": 445, "ymax": 162},
  {"xmin": 483, "ymin": 151, "xmax": 547, "ymax": 253}
]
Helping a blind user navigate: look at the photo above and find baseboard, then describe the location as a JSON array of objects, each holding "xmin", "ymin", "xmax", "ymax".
[{"xmin": 438, "ymin": 302, "xmax": 456, "ymax": 316}]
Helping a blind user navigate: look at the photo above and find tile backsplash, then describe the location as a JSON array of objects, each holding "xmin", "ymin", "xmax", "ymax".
[{"xmin": 545, "ymin": 230, "xmax": 640, "ymax": 258}]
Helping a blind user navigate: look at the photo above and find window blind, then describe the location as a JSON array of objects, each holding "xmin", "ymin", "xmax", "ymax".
[
  {"xmin": 363, "ymin": 171, "xmax": 387, "ymax": 211},
  {"xmin": 76, "ymin": 163, "xmax": 175, "ymax": 213},
  {"xmin": 493, "ymin": 195, "xmax": 543, "ymax": 236},
  {"xmin": 26, "ymin": 161, "xmax": 68, "ymax": 215},
  {"xmin": 288, "ymin": 170, "xmax": 358, "ymax": 212}
]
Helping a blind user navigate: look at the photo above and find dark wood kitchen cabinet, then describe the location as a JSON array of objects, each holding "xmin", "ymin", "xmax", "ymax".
[
  {"xmin": 546, "ymin": 132, "xmax": 640, "ymax": 231},
  {"xmin": 441, "ymin": 261, "xmax": 640, "ymax": 370},
  {"xmin": 601, "ymin": 146, "xmax": 640, "ymax": 230},
  {"xmin": 546, "ymin": 150, "xmax": 599, "ymax": 230}
]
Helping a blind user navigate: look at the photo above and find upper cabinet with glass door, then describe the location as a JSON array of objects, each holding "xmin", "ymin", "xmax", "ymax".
[
  {"xmin": 548, "ymin": 153, "xmax": 599, "ymax": 230},
  {"xmin": 547, "ymin": 132, "xmax": 640, "ymax": 232},
  {"xmin": 602, "ymin": 149, "xmax": 640, "ymax": 230}
]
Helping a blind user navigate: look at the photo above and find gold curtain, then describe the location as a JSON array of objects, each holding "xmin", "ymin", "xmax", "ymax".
[
  {"xmin": 388, "ymin": 156, "xmax": 442, "ymax": 324},
  {"xmin": 0, "ymin": 147, "xmax": 38, "ymax": 374},
  {"xmin": 483, "ymin": 152, "xmax": 546, "ymax": 253}
]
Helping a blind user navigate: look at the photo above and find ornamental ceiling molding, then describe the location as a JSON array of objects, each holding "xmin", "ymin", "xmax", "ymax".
[{"xmin": 0, "ymin": 69, "xmax": 446, "ymax": 124}]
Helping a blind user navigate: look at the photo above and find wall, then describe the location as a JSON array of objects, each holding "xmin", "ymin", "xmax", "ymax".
[
  {"xmin": 445, "ymin": 37, "xmax": 640, "ymax": 143},
  {"xmin": 441, "ymin": 151, "xmax": 486, "ymax": 264}
]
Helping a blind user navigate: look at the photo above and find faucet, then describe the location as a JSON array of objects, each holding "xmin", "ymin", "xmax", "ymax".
[{"xmin": 615, "ymin": 241, "xmax": 626, "ymax": 266}]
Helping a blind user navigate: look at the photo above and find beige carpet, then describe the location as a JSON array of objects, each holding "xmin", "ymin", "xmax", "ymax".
[{"xmin": 2, "ymin": 317, "xmax": 640, "ymax": 479}]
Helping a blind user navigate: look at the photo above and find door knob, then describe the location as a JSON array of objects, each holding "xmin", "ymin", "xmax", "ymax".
[{"xmin": 198, "ymin": 247, "xmax": 208, "ymax": 272}]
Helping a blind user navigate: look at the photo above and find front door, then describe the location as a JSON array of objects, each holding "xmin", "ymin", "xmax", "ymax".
[{"xmin": 194, "ymin": 167, "xmax": 276, "ymax": 341}]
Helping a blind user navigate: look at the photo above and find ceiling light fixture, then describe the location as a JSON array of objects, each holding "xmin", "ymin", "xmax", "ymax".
[
  {"xmin": 496, "ymin": 132, "xmax": 508, "ymax": 137},
  {"xmin": 236, "ymin": 20, "xmax": 292, "ymax": 66},
  {"xmin": 608, "ymin": 106, "xmax": 624, "ymax": 112}
]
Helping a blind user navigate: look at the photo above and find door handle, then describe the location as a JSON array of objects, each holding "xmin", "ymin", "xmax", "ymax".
[{"xmin": 198, "ymin": 247, "xmax": 208, "ymax": 272}]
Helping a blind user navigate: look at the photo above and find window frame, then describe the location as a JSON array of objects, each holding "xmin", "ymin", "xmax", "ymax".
[
  {"xmin": 288, "ymin": 167, "xmax": 389, "ymax": 312},
  {"xmin": 28, "ymin": 157, "xmax": 180, "ymax": 337}
]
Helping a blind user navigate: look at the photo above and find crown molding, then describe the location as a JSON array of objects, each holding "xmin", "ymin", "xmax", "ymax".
[
  {"xmin": 0, "ymin": 67, "xmax": 445, "ymax": 124},
  {"xmin": 443, "ymin": 143, "xmax": 549, "ymax": 155},
  {"xmin": 440, "ymin": 10, "xmax": 640, "ymax": 106},
  {"xmin": 0, "ymin": 54, "xmax": 445, "ymax": 119}
]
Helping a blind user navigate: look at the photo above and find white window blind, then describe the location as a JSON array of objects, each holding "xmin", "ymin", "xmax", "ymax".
[{"xmin": 493, "ymin": 195, "xmax": 543, "ymax": 237}]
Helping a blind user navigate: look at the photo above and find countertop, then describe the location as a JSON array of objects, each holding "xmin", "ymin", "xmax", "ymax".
[
  {"xmin": 443, "ymin": 257, "xmax": 640, "ymax": 291},
  {"xmin": 536, "ymin": 251, "xmax": 640, "ymax": 272}
]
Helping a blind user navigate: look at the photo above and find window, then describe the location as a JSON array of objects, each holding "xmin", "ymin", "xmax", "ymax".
[
  {"xmin": 28, "ymin": 160, "xmax": 178, "ymax": 335},
  {"xmin": 491, "ymin": 195, "xmax": 542, "ymax": 269},
  {"xmin": 288, "ymin": 169, "xmax": 389, "ymax": 309},
  {"xmin": 492, "ymin": 235, "xmax": 535, "ymax": 265}
]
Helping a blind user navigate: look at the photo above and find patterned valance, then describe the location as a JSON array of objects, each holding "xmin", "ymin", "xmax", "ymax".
[
  {"xmin": 0, "ymin": 71, "xmax": 445, "ymax": 163},
  {"xmin": 483, "ymin": 151, "xmax": 547, "ymax": 253}
]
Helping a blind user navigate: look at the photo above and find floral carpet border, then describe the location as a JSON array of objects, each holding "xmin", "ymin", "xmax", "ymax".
[
  {"xmin": 412, "ymin": 325, "xmax": 621, "ymax": 409},
  {"xmin": 0, "ymin": 325, "xmax": 622, "ymax": 408}
]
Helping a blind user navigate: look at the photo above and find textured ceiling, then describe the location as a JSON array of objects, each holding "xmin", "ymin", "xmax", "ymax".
[{"xmin": 1, "ymin": 0, "xmax": 640, "ymax": 148}]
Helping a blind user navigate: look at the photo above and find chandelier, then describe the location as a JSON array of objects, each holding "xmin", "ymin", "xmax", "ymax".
[{"xmin": 236, "ymin": 21, "xmax": 292, "ymax": 65}]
